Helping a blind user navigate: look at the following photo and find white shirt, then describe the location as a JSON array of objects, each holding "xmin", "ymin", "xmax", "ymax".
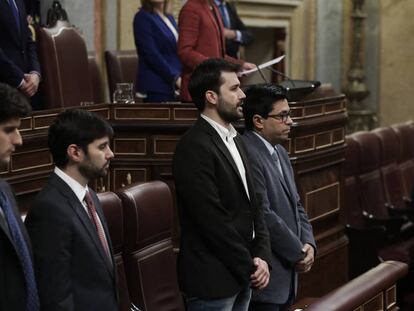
[
  {"xmin": 158, "ymin": 13, "xmax": 178, "ymax": 42},
  {"xmin": 201, "ymin": 114, "xmax": 250, "ymax": 199},
  {"xmin": 54, "ymin": 167, "xmax": 108, "ymax": 237}
]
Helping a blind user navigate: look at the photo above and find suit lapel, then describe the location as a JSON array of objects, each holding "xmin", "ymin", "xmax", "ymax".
[
  {"xmin": 234, "ymin": 135, "xmax": 255, "ymax": 202},
  {"xmin": 52, "ymin": 174, "xmax": 115, "ymax": 277},
  {"xmin": 198, "ymin": 119, "xmax": 248, "ymax": 198},
  {"xmin": 153, "ymin": 13, "xmax": 177, "ymax": 51}
]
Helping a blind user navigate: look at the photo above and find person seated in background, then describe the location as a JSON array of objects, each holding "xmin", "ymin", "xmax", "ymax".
[
  {"xmin": 177, "ymin": 0, "xmax": 255, "ymax": 102},
  {"xmin": 216, "ymin": 0, "xmax": 253, "ymax": 59},
  {"xmin": 242, "ymin": 84, "xmax": 316, "ymax": 311},
  {"xmin": 133, "ymin": 0, "xmax": 181, "ymax": 102}
]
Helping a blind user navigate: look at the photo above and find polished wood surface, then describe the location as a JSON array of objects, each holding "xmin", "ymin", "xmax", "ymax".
[{"xmin": 1, "ymin": 85, "xmax": 348, "ymax": 298}]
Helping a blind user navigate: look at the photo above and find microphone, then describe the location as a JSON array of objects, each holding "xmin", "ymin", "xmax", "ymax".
[{"xmin": 266, "ymin": 67, "xmax": 296, "ymax": 87}]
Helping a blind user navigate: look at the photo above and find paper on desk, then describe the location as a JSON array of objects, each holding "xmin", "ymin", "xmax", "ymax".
[{"xmin": 239, "ymin": 55, "xmax": 285, "ymax": 76}]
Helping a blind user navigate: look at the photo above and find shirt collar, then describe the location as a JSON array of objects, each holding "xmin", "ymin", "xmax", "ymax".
[
  {"xmin": 252, "ymin": 131, "xmax": 277, "ymax": 155},
  {"xmin": 54, "ymin": 167, "xmax": 89, "ymax": 203},
  {"xmin": 201, "ymin": 114, "xmax": 238, "ymax": 142},
  {"xmin": 214, "ymin": 0, "xmax": 225, "ymax": 6}
]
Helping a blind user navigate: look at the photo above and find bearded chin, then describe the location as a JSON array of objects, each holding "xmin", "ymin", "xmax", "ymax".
[{"xmin": 79, "ymin": 163, "xmax": 107, "ymax": 181}]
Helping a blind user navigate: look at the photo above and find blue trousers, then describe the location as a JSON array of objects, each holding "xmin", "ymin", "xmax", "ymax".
[{"xmin": 186, "ymin": 285, "xmax": 252, "ymax": 311}]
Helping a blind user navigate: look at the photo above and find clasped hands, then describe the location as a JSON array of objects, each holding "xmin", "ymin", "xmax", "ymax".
[
  {"xmin": 250, "ymin": 257, "xmax": 270, "ymax": 290},
  {"xmin": 19, "ymin": 73, "xmax": 40, "ymax": 97},
  {"xmin": 295, "ymin": 243, "xmax": 315, "ymax": 273}
]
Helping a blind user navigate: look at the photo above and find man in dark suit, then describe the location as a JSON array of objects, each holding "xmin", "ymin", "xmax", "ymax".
[
  {"xmin": 173, "ymin": 59, "xmax": 271, "ymax": 311},
  {"xmin": 215, "ymin": 0, "xmax": 253, "ymax": 59},
  {"xmin": 242, "ymin": 84, "xmax": 316, "ymax": 311},
  {"xmin": 0, "ymin": 83, "xmax": 39, "ymax": 311},
  {"xmin": 25, "ymin": 109, "xmax": 118, "ymax": 310},
  {"xmin": 0, "ymin": 0, "xmax": 41, "ymax": 108}
]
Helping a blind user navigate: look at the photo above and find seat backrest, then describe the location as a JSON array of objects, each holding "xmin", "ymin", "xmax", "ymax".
[
  {"xmin": 97, "ymin": 191, "xmax": 131, "ymax": 311},
  {"xmin": 353, "ymin": 131, "xmax": 390, "ymax": 218},
  {"xmin": 392, "ymin": 122, "xmax": 414, "ymax": 195},
  {"xmin": 88, "ymin": 52, "xmax": 104, "ymax": 104},
  {"xmin": 373, "ymin": 127, "xmax": 407, "ymax": 208},
  {"xmin": 344, "ymin": 135, "xmax": 364, "ymax": 227},
  {"xmin": 36, "ymin": 20, "xmax": 93, "ymax": 108},
  {"xmin": 104, "ymin": 50, "xmax": 138, "ymax": 102},
  {"xmin": 117, "ymin": 181, "xmax": 185, "ymax": 311}
]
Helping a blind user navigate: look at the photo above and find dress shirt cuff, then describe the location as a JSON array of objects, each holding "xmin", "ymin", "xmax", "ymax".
[
  {"xmin": 235, "ymin": 30, "xmax": 242, "ymax": 43},
  {"xmin": 17, "ymin": 78, "xmax": 25, "ymax": 89},
  {"xmin": 29, "ymin": 71, "xmax": 42, "ymax": 81}
]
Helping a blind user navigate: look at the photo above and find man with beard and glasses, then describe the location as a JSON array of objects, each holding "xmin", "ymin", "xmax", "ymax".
[
  {"xmin": 25, "ymin": 109, "xmax": 118, "ymax": 311},
  {"xmin": 173, "ymin": 58, "xmax": 271, "ymax": 311}
]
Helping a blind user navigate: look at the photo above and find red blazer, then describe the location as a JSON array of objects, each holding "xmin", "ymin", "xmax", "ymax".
[{"xmin": 178, "ymin": 0, "xmax": 243, "ymax": 102}]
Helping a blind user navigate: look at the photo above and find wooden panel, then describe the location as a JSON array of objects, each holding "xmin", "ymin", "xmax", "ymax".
[
  {"xmin": 306, "ymin": 182, "xmax": 340, "ymax": 221},
  {"xmin": 19, "ymin": 117, "xmax": 33, "ymax": 131},
  {"xmin": 113, "ymin": 138, "xmax": 147, "ymax": 155},
  {"xmin": 363, "ymin": 293, "xmax": 383, "ymax": 311},
  {"xmin": 114, "ymin": 107, "xmax": 170, "ymax": 120},
  {"xmin": 33, "ymin": 113, "xmax": 59, "ymax": 129},
  {"xmin": 304, "ymin": 105, "xmax": 324, "ymax": 117},
  {"xmin": 385, "ymin": 285, "xmax": 397, "ymax": 310},
  {"xmin": 173, "ymin": 107, "xmax": 198, "ymax": 120},
  {"xmin": 11, "ymin": 149, "xmax": 52, "ymax": 172},
  {"xmin": 315, "ymin": 131, "xmax": 332, "ymax": 149},
  {"xmin": 295, "ymin": 135, "xmax": 315, "ymax": 153},
  {"xmin": 153, "ymin": 137, "xmax": 179, "ymax": 155}
]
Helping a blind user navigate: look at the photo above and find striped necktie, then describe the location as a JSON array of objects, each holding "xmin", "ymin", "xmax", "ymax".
[{"xmin": 84, "ymin": 191, "xmax": 112, "ymax": 263}]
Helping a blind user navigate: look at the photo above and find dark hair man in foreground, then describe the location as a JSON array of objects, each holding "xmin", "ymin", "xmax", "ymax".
[
  {"xmin": 173, "ymin": 59, "xmax": 271, "ymax": 311},
  {"xmin": 25, "ymin": 109, "xmax": 118, "ymax": 310}
]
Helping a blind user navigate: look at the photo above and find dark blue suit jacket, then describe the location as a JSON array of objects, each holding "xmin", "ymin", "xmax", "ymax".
[
  {"xmin": 0, "ymin": 178, "xmax": 33, "ymax": 311},
  {"xmin": 0, "ymin": 0, "xmax": 40, "ymax": 87},
  {"xmin": 133, "ymin": 9, "xmax": 181, "ymax": 101}
]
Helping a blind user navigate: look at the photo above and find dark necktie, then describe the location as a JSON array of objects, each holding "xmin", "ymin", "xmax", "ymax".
[
  {"xmin": 84, "ymin": 191, "xmax": 112, "ymax": 262},
  {"xmin": 7, "ymin": 0, "xmax": 21, "ymax": 33},
  {"xmin": 272, "ymin": 148, "xmax": 284, "ymax": 178},
  {"xmin": 218, "ymin": 2, "xmax": 230, "ymax": 28},
  {"xmin": 0, "ymin": 187, "xmax": 39, "ymax": 311}
]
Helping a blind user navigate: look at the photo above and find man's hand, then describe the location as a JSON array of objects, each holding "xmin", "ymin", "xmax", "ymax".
[
  {"xmin": 223, "ymin": 28, "xmax": 236, "ymax": 40},
  {"xmin": 295, "ymin": 244, "xmax": 315, "ymax": 273},
  {"xmin": 241, "ymin": 62, "xmax": 256, "ymax": 71},
  {"xmin": 250, "ymin": 257, "xmax": 270, "ymax": 290},
  {"xmin": 19, "ymin": 73, "xmax": 40, "ymax": 97}
]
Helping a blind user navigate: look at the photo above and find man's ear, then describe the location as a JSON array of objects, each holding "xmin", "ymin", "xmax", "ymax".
[
  {"xmin": 67, "ymin": 144, "xmax": 83, "ymax": 164},
  {"xmin": 205, "ymin": 90, "xmax": 218, "ymax": 106},
  {"xmin": 253, "ymin": 114, "xmax": 264, "ymax": 130}
]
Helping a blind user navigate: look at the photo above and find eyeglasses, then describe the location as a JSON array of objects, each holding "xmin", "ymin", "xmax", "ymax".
[{"xmin": 266, "ymin": 111, "xmax": 292, "ymax": 123}]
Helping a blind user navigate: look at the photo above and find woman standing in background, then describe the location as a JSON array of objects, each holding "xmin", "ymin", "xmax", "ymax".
[{"xmin": 133, "ymin": 0, "xmax": 181, "ymax": 102}]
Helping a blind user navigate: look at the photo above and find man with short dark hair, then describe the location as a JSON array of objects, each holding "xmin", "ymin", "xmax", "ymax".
[
  {"xmin": 173, "ymin": 59, "xmax": 271, "ymax": 311},
  {"xmin": 242, "ymin": 84, "xmax": 316, "ymax": 311},
  {"xmin": 25, "ymin": 109, "xmax": 118, "ymax": 310},
  {"xmin": 0, "ymin": 82, "xmax": 39, "ymax": 311}
]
